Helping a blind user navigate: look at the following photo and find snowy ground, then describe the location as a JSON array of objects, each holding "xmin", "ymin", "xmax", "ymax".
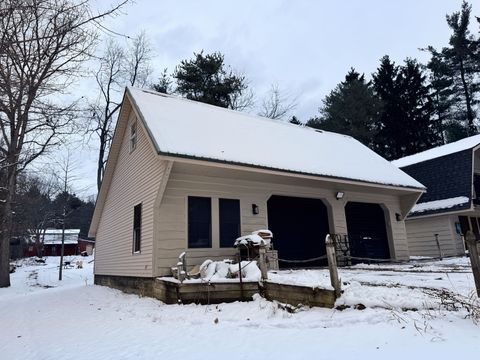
[{"xmin": 0, "ymin": 256, "xmax": 479, "ymax": 360}]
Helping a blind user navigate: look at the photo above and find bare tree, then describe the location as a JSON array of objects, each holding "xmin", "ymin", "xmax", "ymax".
[
  {"xmin": 90, "ymin": 32, "xmax": 152, "ymax": 191},
  {"xmin": 0, "ymin": 0, "xmax": 128, "ymax": 288},
  {"xmin": 51, "ymin": 152, "xmax": 79, "ymax": 281},
  {"xmin": 259, "ymin": 84, "xmax": 297, "ymax": 120},
  {"xmin": 230, "ymin": 88, "xmax": 255, "ymax": 112}
]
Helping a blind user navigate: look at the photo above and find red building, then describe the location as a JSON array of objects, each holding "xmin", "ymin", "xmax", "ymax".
[{"xmin": 25, "ymin": 229, "xmax": 81, "ymax": 257}]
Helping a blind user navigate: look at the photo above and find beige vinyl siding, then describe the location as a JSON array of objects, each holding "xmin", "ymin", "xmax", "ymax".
[
  {"xmin": 405, "ymin": 215, "xmax": 463, "ymax": 257},
  {"xmin": 95, "ymin": 110, "xmax": 166, "ymax": 277},
  {"xmin": 154, "ymin": 162, "xmax": 411, "ymax": 276}
]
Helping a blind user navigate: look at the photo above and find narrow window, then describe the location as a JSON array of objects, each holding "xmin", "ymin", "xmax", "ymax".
[
  {"xmin": 130, "ymin": 122, "xmax": 137, "ymax": 152},
  {"xmin": 188, "ymin": 196, "xmax": 211, "ymax": 248},
  {"xmin": 133, "ymin": 203, "xmax": 142, "ymax": 253},
  {"xmin": 219, "ymin": 198, "xmax": 241, "ymax": 248}
]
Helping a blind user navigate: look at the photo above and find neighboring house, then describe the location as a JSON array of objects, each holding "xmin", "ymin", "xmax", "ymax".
[
  {"xmin": 78, "ymin": 238, "xmax": 95, "ymax": 255},
  {"xmin": 392, "ymin": 135, "xmax": 480, "ymax": 257},
  {"xmin": 41, "ymin": 229, "xmax": 80, "ymax": 256},
  {"xmin": 89, "ymin": 87, "xmax": 424, "ymax": 293}
]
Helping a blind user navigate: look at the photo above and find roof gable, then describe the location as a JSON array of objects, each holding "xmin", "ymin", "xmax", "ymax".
[
  {"xmin": 400, "ymin": 149, "xmax": 473, "ymax": 217},
  {"xmin": 392, "ymin": 135, "xmax": 480, "ymax": 168},
  {"xmin": 127, "ymin": 87, "xmax": 423, "ymax": 189}
]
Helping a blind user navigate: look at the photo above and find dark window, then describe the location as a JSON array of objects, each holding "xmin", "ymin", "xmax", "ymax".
[
  {"xmin": 471, "ymin": 217, "xmax": 479, "ymax": 235},
  {"xmin": 188, "ymin": 196, "xmax": 211, "ymax": 248},
  {"xmin": 130, "ymin": 122, "xmax": 137, "ymax": 152},
  {"xmin": 459, "ymin": 216, "xmax": 470, "ymax": 235},
  {"xmin": 133, "ymin": 203, "xmax": 142, "ymax": 252},
  {"xmin": 219, "ymin": 199, "xmax": 241, "ymax": 248}
]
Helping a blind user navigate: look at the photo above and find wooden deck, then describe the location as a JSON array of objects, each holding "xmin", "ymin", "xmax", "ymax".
[
  {"xmin": 153, "ymin": 278, "xmax": 259, "ymax": 304},
  {"xmin": 263, "ymin": 282, "xmax": 336, "ymax": 308},
  {"xmin": 153, "ymin": 278, "xmax": 337, "ymax": 308}
]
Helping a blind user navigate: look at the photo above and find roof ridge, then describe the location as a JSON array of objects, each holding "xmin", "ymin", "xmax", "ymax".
[{"xmin": 128, "ymin": 86, "xmax": 354, "ymax": 141}]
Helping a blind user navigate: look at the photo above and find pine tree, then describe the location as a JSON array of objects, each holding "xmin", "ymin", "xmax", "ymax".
[
  {"xmin": 306, "ymin": 69, "xmax": 381, "ymax": 147},
  {"xmin": 372, "ymin": 57, "xmax": 440, "ymax": 160},
  {"xmin": 426, "ymin": 52, "xmax": 456, "ymax": 143},
  {"xmin": 397, "ymin": 59, "xmax": 440, "ymax": 155},
  {"xmin": 173, "ymin": 51, "xmax": 248, "ymax": 108},
  {"xmin": 152, "ymin": 68, "xmax": 172, "ymax": 94},
  {"xmin": 426, "ymin": 1, "xmax": 480, "ymax": 140},
  {"xmin": 289, "ymin": 116, "xmax": 302, "ymax": 125},
  {"xmin": 371, "ymin": 56, "xmax": 402, "ymax": 159}
]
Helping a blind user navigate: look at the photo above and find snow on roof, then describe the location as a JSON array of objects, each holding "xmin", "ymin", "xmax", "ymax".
[
  {"xmin": 43, "ymin": 229, "xmax": 80, "ymax": 235},
  {"xmin": 127, "ymin": 87, "xmax": 424, "ymax": 189},
  {"xmin": 392, "ymin": 135, "xmax": 480, "ymax": 168},
  {"xmin": 410, "ymin": 196, "xmax": 470, "ymax": 215},
  {"xmin": 40, "ymin": 229, "xmax": 80, "ymax": 245}
]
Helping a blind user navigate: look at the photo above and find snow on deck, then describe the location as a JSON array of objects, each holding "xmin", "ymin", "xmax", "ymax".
[
  {"xmin": 127, "ymin": 87, "xmax": 423, "ymax": 189},
  {"xmin": 1, "ymin": 256, "xmax": 478, "ymax": 359},
  {"xmin": 392, "ymin": 134, "xmax": 480, "ymax": 168},
  {"xmin": 410, "ymin": 196, "xmax": 470, "ymax": 214}
]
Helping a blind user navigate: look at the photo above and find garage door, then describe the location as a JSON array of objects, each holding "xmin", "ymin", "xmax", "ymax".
[
  {"xmin": 345, "ymin": 202, "xmax": 390, "ymax": 260},
  {"xmin": 267, "ymin": 195, "xmax": 330, "ymax": 268}
]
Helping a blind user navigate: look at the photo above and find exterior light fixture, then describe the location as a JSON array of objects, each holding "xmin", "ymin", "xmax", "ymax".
[
  {"xmin": 395, "ymin": 213, "xmax": 402, "ymax": 221},
  {"xmin": 335, "ymin": 191, "xmax": 345, "ymax": 200},
  {"xmin": 252, "ymin": 204, "xmax": 259, "ymax": 215}
]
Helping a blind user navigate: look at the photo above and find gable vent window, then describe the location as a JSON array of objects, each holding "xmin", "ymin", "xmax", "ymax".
[
  {"xmin": 133, "ymin": 203, "xmax": 142, "ymax": 253},
  {"xmin": 188, "ymin": 196, "xmax": 212, "ymax": 248},
  {"xmin": 219, "ymin": 198, "xmax": 241, "ymax": 248},
  {"xmin": 130, "ymin": 122, "xmax": 137, "ymax": 152}
]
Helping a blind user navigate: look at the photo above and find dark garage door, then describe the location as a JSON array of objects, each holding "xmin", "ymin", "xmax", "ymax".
[
  {"xmin": 267, "ymin": 195, "xmax": 330, "ymax": 268},
  {"xmin": 345, "ymin": 202, "xmax": 390, "ymax": 260}
]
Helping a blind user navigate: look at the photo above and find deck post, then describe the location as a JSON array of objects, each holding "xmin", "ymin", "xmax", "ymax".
[
  {"xmin": 325, "ymin": 234, "xmax": 341, "ymax": 298},
  {"xmin": 258, "ymin": 246, "xmax": 268, "ymax": 280},
  {"xmin": 465, "ymin": 231, "xmax": 480, "ymax": 297}
]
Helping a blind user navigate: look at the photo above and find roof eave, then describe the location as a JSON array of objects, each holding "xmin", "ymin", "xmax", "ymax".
[{"xmin": 158, "ymin": 151, "xmax": 425, "ymax": 193}]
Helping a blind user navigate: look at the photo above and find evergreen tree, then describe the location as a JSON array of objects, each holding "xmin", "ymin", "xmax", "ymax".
[
  {"xmin": 151, "ymin": 68, "xmax": 172, "ymax": 94},
  {"xmin": 397, "ymin": 59, "xmax": 440, "ymax": 155},
  {"xmin": 372, "ymin": 56, "xmax": 439, "ymax": 160},
  {"xmin": 173, "ymin": 51, "xmax": 248, "ymax": 108},
  {"xmin": 372, "ymin": 56, "xmax": 402, "ymax": 159},
  {"xmin": 306, "ymin": 69, "xmax": 381, "ymax": 147},
  {"xmin": 289, "ymin": 116, "xmax": 302, "ymax": 125},
  {"xmin": 426, "ymin": 1, "xmax": 480, "ymax": 139},
  {"xmin": 426, "ymin": 52, "xmax": 456, "ymax": 143}
]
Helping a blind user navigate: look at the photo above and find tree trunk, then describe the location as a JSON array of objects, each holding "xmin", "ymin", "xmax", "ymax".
[
  {"xmin": 459, "ymin": 58, "xmax": 476, "ymax": 135},
  {"xmin": 0, "ymin": 160, "xmax": 17, "ymax": 287}
]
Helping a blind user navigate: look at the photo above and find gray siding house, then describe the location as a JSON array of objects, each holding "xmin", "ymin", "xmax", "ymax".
[
  {"xmin": 89, "ymin": 87, "xmax": 424, "ymax": 292},
  {"xmin": 392, "ymin": 135, "xmax": 480, "ymax": 257}
]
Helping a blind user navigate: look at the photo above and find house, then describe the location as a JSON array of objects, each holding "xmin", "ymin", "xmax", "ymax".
[
  {"xmin": 78, "ymin": 238, "xmax": 95, "ymax": 255},
  {"xmin": 89, "ymin": 87, "xmax": 424, "ymax": 294},
  {"xmin": 40, "ymin": 229, "xmax": 80, "ymax": 256},
  {"xmin": 392, "ymin": 135, "xmax": 480, "ymax": 257}
]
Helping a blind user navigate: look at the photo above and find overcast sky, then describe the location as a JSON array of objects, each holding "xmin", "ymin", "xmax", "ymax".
[{"xmin": 52, "ymin": 0, "xmax": 479, "ymax": 197}]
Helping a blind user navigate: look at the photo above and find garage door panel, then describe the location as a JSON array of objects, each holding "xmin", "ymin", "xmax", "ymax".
[
  {"xmin": 267, "ymin": 195, "xmax": 330, "ymax": 268},
  {"xmin": 345, "ymin": 202, "xmax": 390, "ymax": 260}
]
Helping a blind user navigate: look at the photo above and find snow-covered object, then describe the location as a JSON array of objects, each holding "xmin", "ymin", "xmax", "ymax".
[
  {"xmin": 392, "ymin": 134, "xmax": 480, "ymax": 168},
  {"xmin": 196, "ymin": 260, "xmax": 262, "ymax": 281},
  {"xmin": 228, "ymin": 261, "xmax": 261, "ymax": 281},
  {"xmin": 199, "ymin": 259, "xmax": 214, "ymax": 279},
  {"xmin": 234, "ymin": 234, "xmax": 271, "ymax": 247},
  {"xmin": 126, "ymin": 87, "xmax": 423, "ymax": 189},
  {"xmin": 213, "ymin": 262, "xmax": 230, "ymax": 279},
  {"xmin": 410, "ymin": 196, "xmax": 470, "ymax": 214},
  {"xmin": 252, "ymin": 229, "xmax": 273, "ymax": 238},
  {"xmin": 241, "ymin": 261, "xmax": 261, "ymax": 281}
]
